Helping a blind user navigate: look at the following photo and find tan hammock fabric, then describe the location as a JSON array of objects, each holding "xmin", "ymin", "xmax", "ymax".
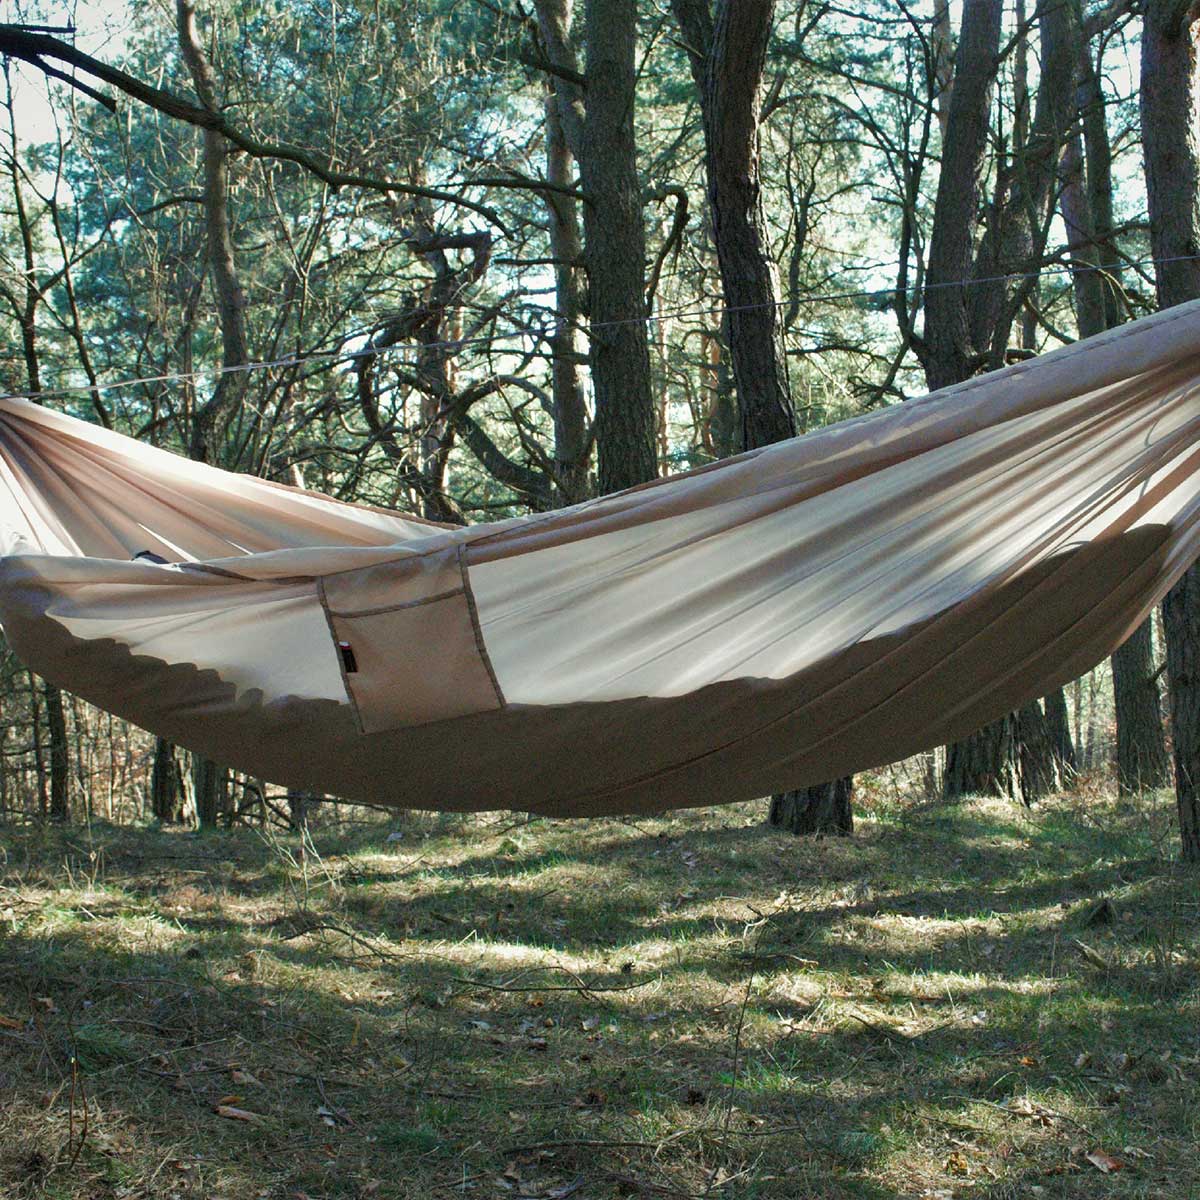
[{"xmin": 4, "ymin": 299, "xmax": 1200, "ymax": 816}]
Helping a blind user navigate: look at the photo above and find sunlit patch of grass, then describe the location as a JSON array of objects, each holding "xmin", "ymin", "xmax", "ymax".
[{"xmin": 0, "ymin": 792, "xmax": 1197, "ymax": 1198}]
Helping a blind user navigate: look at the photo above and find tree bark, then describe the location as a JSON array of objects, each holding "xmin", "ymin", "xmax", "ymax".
[
  {"xmin": 921, "ymin": 0, "xmax": 1018, "ymax": 799},
  {"xmin": 580, "ymin": 0, "xmax": 657, "ymax": 493},
  {"xmin": 176, "ymin": 0, "xmax": 250, "ymax": 465},
  {"xmin": 1060, "ymin": 36, "xmax": 1168, "ymax": 795},
  {"xmin": 672, "ymin": 0, "xmax": 847, "ymax": 834},
  {"xmin": 674, "ymin": 0, "xmax": 795, "ymax": 450},
  {"xmin": 768, "ymin": 777, "xmax": 853, "ymax": 835},
  {"xmin": 193, "ymin": 754, "xmax": 225, "ymax": 829},
  {"xmin": 544, "ymin": 81, "xmax": 590, "ymax": 503},
  {"xmin": 943, "ymin": 713, "xmax": 1020, "ymax": 801},
  {"xmin": 44, "ymin": 683, "xmax": 69, "ymax": 823},
  {"xmin": 1043, "ymin": 686, "xmax": 1077, "ymax": 775},
  {"xmin": 920, "ymin": 0, "xmax": 1003, "ymax": 391},
  {"xmin": 1142, "ymin": 0, "xmax": 1200, "ymax": 860},
  {"xmin": 1112, "ymin": 623, "xmax": 1169, "ymax": 794},
  {"xmin": 151, "ymin": 736, "xmax": 180, "ymax": 824},
  {"xmin": 536, "ymin": 0, "xmax": 656, "ymax": 493},
  {"xmin": 1017, "ymin": 700, "xmax": 1059, "ymax": 804}
]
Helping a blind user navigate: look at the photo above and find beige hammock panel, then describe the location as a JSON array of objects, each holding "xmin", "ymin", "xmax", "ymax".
[{"xmin": 3, "ymin": 300, "xmax": 1200, "ymax": 816}]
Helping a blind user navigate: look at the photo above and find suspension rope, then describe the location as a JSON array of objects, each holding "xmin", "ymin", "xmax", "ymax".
[{"xmin": 1, "ymin": 252, "xmax": 1193, "ymax": 405}]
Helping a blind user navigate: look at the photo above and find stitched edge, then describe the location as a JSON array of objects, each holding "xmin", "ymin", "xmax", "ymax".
[
  {"xmin": 317, "ymin": 576, "xmax": 366, "ymax": 735},
  {"xmin": 458, "ymin": 543, "xmax": 507, "ymax": 708},
  {"xmin": 326, "ymin": 587, "xmax": 464, "ymax": 619}
]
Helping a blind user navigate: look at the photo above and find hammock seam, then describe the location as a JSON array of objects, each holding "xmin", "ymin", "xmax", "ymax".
[
  {"xmin": 460, "ymin": 542, "xmax": 507, "ymax": 710},
  {"xmin": 325, "ymin": 587, "xmax": 464, "ymax": 619},
  {"xmin": 317, "ymin": 574, "xmax": 366, "ymax": 736}
]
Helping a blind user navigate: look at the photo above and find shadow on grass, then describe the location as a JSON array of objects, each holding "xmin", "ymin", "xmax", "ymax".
[{"xmin": 1, "ymin": 798, "xmax": 1196, "ymax": 1199}]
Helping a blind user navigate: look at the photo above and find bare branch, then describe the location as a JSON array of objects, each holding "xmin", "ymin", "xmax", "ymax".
[{"xmin": 0, "ymin": 23, "xmax": 510, "ymax": 232}]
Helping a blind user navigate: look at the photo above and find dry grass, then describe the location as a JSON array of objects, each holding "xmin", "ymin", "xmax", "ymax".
[{"xmin": 1, "ymin": 787, "xmax": 1197, "ymax": 1199}]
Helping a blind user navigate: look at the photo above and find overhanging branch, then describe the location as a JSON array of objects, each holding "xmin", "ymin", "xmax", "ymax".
[{"xmin": 0, "ymin": 23, "xmax": 510, "ymax": 232}]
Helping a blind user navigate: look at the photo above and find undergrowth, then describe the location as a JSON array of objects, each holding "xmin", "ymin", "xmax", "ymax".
[{"xmin": 0, "ymin": 789, "xmax": 1197, "ymax": 1199}]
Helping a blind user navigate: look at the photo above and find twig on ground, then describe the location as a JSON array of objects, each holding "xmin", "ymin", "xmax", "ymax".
[
  {"xmin": 944, "ymin": 1094, "xmax": 1095, "ymax": 1138},
  {"xmin": 503, "ymin": 1138, "xmax": 665, "ymax": 1154}
]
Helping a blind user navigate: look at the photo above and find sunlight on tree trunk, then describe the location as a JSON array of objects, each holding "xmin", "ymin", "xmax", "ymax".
[{"xmin": 1142, "ymin": 0, "xmax": 1200, "ymax": 861}]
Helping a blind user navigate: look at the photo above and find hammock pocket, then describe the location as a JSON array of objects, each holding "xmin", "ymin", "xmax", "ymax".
[{"xmin": 4, "ymin": 301, "xmax": 1200, "ymax": 816}]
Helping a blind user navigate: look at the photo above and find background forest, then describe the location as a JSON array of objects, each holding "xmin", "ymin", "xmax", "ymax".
[
  {"xmin": 2, "ymin": 4, "xmax": 1200, "ymax": 1199},
  {"xmin": 0, "ymin": 0, "xmax": 1195, "ymax": 846}
]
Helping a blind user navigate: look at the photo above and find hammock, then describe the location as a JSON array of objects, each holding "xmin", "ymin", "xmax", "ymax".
[{"xmin": 4, "ymin": 301, "xmax": 1200, "ymax": 817}]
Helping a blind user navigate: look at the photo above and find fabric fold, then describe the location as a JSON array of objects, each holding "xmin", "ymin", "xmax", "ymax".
[{"xmin": 3, "ymin": 297, "xmax": 1200, "ymax": 815}]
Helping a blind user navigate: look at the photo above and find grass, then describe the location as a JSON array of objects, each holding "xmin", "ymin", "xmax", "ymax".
[{"xmin": 0, "ymin": 785, "xmax": 1197, "ymax": 1199}]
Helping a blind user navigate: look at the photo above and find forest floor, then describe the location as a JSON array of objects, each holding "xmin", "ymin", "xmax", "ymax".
[{"xmin": 0, "ymin": 785, "xmax": 1197, "ymax": 1200}]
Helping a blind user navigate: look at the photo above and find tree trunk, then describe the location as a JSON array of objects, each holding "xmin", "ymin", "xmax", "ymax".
[
  {"xmin": 920, "ymin": 0, "xmax": 1003, "ymax": 390},
  {"xmin": 1142, "ymin": 0, "xmax": 1200, "ymax": 860},
  {"xmin": 1043, "ymin": 686, "xmax": 1077, "ymax": 775},
  {"xmin": 5, "ymin": 93, "xmax": 73, "ymax": 826},
  {"xmin": 1060, "ymin": 42, "xmax": 1169, "ymax": 795},
  {"xmin": 1162, "ymin": 569, "xmax": 1200, "ymax": 858},
  {"xmin": 177, "ymin": 0, "xmax": 250, "ymax": 464},
  {"xmin": 1017, "ymin": 700, "xmax": 1059, "ymax": 804},
  {"xmin": 673, "ymin": 0, "xmax": 848, "ymax": 834},
  {"xmin": 1112, "ymin": 624, "xmax": 1170, "ymax": 794},
  {"xmin": 768, "ymin": 777, "xmax": 853, "ymax": 835},
  {"xmin": 582, "ymin": 0, "xmax": 657, "ymax": 492},
  {"xmin": 674, "ymin": 0, "xmax": 795, "ymax": 450},
  {"xmin": 929, "ymin": 0, "xmax": 1078, "ymax": 800},
  {"xmin": 533, "ymin": 0, "xmax": 656, "ymax": 494},
  {"xmin": 151, "ymin": 737, "xmax": 180, "ymax": 824},
  {"xmin": 287, "ymin": 788, "xmax": 313, "ymax": 832},
  {"xmin": 175, "ymin": 2, "xmax": 245, "ymax": 817},
  {"xmin": 193, "ymin": 754, "xmax": 225, "ymax": 829},
  {"xmin": 966, "ymin": 0, "xmax": 1076, "ymax": 368},
  {"xmin": 922, "ymin": 0, "xmax": 1015, "ymax": 798},
  {"xmin": 44, "ymin": 682, "xmax": 69, "ymax": 823},
  {"xmin": 544, "ymin": 81, "xmax": 590, "ymax": 503},
  {"xmin": 943, "ymin": 712, "xmax": 1020, "ymax": 802},
  {"xmin": 28, "ymin": 672, "xmax": 47, "ymax": 819}
]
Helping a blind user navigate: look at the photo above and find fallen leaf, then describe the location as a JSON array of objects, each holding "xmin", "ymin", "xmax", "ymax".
[
  {"xmin": 1085, "ymin": 1150, "xmax": 1125, "ymax": 1174},
  {"xmin": 946, "ymin": 1150, "xmax": 970, "ymax": 1176},
  {"xmin": 0, "ymin": 1014, "xmax": 24, "ymax": 1029},
  {"xmin": 214, "ymin": 1104, "xmax": 265, "ymax": 1124}
]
